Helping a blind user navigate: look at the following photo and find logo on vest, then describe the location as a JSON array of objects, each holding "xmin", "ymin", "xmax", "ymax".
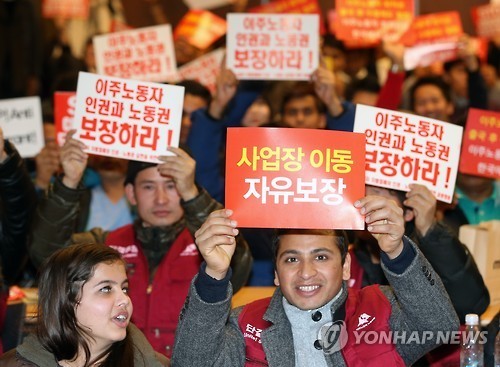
[
  {"xmin": 180, "ymin": 243, "xmax": 199, "ymax": 257},
  {"xmin": 356, "ymin": 313, "xmax": 375, "ymax": 331},
  {"xmin": 109, "ymin": 244, "xmax": 139, "ymax": 259},
  {"xmin": 243, "ymin": 323, "xmax": 263, "ymax": 344}
]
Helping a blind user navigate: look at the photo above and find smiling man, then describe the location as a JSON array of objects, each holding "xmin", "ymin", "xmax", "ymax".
[
  {"xmin": 172, "ymin": 196, "xmax": 459, "ymax": 367},
  {"xmin": 28, "ymin": 132, "xmax": 252, "ymax": 358}
]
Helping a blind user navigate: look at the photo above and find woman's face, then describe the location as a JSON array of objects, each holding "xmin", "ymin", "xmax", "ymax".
[{"xmin": 75, "ymin": 261, "xmax": 132, "ymax": 354}]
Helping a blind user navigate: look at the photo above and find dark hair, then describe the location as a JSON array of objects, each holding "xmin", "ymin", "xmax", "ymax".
[
  {"xmin": 409, "ymin": 76, "xmax": 452, "ymax": 110},
  {"xmin": 322, "ymin": 33, "xmax": 346, "ymax": 53},
  {"xmin": 124, "ymin": 160, "xmax": 157, "ymax": 185},
  {"xmin": 272, "ymin": 229, "xmax": 349, "ymax": 266},
  {"xmin": 443, "ymin": 59, "xmax": 465, "ymax": 73},
  {"xmin": 280, "ymin": 82, "xmax": 326, "ymax": 115},
  {"xmin": 345, "ymin": 75, "xmax": 381, "ymax": 102},
  {"xmin": 176, "ymin": 79, "xmax": 212, "ymax": 105},
  {"xmin": 37, "ymin": 243, "xmax": 135, "ymax": 367}
]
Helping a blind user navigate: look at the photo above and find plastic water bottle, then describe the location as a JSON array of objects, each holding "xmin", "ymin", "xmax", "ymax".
[
  {"xmin": 495, "ymin": 320, "xmax": 500, "ymax": 367},
  {"xmin": 460, "ymin": 314, "xmax": 483, "ymax": 367}
]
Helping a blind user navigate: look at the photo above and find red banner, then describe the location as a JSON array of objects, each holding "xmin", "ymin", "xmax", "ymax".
[
  {"xmin": 54, "ymin": 91, "xmax": 77, "ymax": 147},
  {"xmin": 42, "ymin": 0, "xmax": 89, "ymax": 19},
  {"xmin": 334, "ymin": 0, "xmax": 414, "ymax": 45},
  {"xmin": 460, "ymin": 108, "xmax": 500, "ymax": 179},
  {"xmin": 225, "ymin": 128, "xmax": 366, "ymax": 229},
  {"xmin": 249, "ymin": 0, "xmax": 325, "ymax": 34},
  {"xmin": 472, "ymin": 3, "xmax": 500, "ymax": 39},
  {"xmin": 399, "ymin": 11, "xmax": 463, "ymax": 46},
  {"xmin": 174, "ymin": 10, "xmax": 227, "ymax": 50}
]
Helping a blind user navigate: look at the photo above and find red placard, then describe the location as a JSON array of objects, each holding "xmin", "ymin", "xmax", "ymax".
[
  {"xmin": 472, "ymin": 3, "xmax": 500, "ymax": 39},
  {"xmin": 460, "ymin": 108, "xmax": 500, "ymax": 179},
  {"xmin": 42, "ymin": 0, "xmax": 89, "ymax": 19},
  {"xmin": 54, "ymin": 91, "xmax": 77, "ymax": 146},
  {"xmin": 334, "ymin": 0, "xmax": 414, "ymax": 44},
  {"xmin": 249, "ymin": 0, "xmax": 325, "ymax": 34},
  {"xmin": 225, "ymin": 128, "xmax": 366, "ymax": 229},
  {"xmin": 399, "ymin": 11, "xmax": 463, "ymax": 46},
  {"xmin": 174, "ymin": 10, "xmax": 227, "ymax": 50}
]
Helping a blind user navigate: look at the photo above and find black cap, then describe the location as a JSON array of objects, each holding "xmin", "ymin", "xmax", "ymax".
[{"xmin": 124, "ymin": 160, "xmax": 157, "ymax": 185}]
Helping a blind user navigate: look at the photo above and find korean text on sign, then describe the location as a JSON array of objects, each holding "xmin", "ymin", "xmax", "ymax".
[
  {"xmin": 73, "ymin": 72, "xmax": 184, "ymax": 163},
  {"xmin": 460, "ymin": 108, "xmax": 500, "ymax": 179},
  {"xmin": 93, "ymin": 24, "xmax": 177, "ymax": 83},
  {"xmin": 225, "ymin": 127, "xmax": 365, "ymax": 229},
  {"xmin": 226, "ymin": 13, "xmax": 319, "ymax": 81},
  {"xmin": 353, "ymin": 104, "xmax": 463, "ymax": 204}
]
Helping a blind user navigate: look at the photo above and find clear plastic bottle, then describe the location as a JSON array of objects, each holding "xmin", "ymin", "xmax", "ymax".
[
  {"xmin": 460, "ymin": 313, "xmax": 483, "ymax": 367},
  {"xmin": 495, "ymin": 319, "xmax": 500, "ymax": 367}
]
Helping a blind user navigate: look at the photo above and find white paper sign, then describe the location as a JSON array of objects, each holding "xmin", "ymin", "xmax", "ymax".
[
  {"xmin": 184, "ymin": 0, "xmax": 233, "ymax": 10},
  {"xmin": 93, "ymin": 24, "xmax": 177, "ymax": 83},
  {"xmin": 73, "ymin": 72, "xmax": 185, "ymax": 163},
  {"xmin": 176, "ymin": 48, "xmax": 225, "ymax": 93},
  {"xmin": 0, "ymin": 97, "xmax": 44, "ymax": 158},
  {"xmin": 226, "ymin": 13, "xmax": 319, "ymax": 80},
  {"xmin": 353, "ymin": 104, "xmax": 463, "ymax": 203},
  {"xmin": 404, "ymin": 42, "xmax": 458, "ymax": 70}
]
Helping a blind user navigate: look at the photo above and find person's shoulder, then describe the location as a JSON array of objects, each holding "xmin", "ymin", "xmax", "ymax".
[{"xmin": 0, "ymin": 349, "xmax": 30, "ymax": 367}]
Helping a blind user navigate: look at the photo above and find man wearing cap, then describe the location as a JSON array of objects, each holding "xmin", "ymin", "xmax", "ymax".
[{"xmin": 29, "ymin": 131, "xmax": 252, "ymax": 357}]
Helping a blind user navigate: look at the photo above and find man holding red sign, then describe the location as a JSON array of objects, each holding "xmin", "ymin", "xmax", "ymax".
[{"xmin": 172, "ymin": 198, "xmax": 459, "ymax": 366}]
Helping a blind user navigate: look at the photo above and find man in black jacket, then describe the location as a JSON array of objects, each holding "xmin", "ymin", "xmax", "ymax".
[{"xmin": 0, "ymin": 127, "xmax": 37, "ymax": 352}]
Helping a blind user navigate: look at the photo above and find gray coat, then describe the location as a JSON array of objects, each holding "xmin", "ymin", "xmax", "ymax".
[{"xmin": 172, "ymin": 240, "xmax": 459, "ymax": 367}]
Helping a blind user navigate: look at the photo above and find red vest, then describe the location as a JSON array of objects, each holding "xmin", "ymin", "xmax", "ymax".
[
  {"xmin": 348, "ymin": 248, "xmax": 461, "ymax": 366},
  {"xmin": 348, "ymin": 248, "xmax": 363, "ymax": 290},
  {"xmin": 105, "ymin": 224, "xmax": 201, "ymax": 357},
  {"xmin": 238, "ymin": 286, "xmax": 405, "ymax": 367}
]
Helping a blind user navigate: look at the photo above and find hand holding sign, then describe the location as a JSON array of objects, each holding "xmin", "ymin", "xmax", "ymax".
[
  {"xmin": 61, "ymin": 130, "xmax": 88, "ymax": 189},
  {"xmin": 404, "ymin": 183, "xmax": 437, "ymax": 237},
  {"xmin": 209, "ymin": 57, "xmax": 239, "ymax": 120},
  {"xmin": 157, "ymin": 147, "xmax": 199, "ymax": 201},
  {"xmin": 311, "ymin": 59, "xmax": 343, "ymax": 117},
  {"xmin": 35, "ymin": 141, "xmax": 61, "ymax": 190},
  {"xmin": 194, "ymin": 209, "xmax": 239, "ymax": 280},
  {"xmin": 354, "ymin": 195, "xmax": 405, "ymax": 259}
]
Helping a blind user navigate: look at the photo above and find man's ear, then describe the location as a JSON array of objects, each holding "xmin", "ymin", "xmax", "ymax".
[
  {"xmin": 274, "ymin": 270, "xmax": 280, "ymax": 287},
  {"xmin": 404, "ymin": 208, "xmax": 415, "ymax": 222},
  {"xmin": 342, "ymin": 253, "xmax": 351, "ymax": 281},
  {"xmin": 125, "ymin": 183, "xmax": 137, "ymax": 206},
  {"xmin": 446, "ymin": 102, "xmax": 454, "ymax": 119}
]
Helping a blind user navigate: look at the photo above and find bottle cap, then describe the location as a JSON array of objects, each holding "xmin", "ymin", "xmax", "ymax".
[{"xmin": 465, "ymin": 313, "xmax": 479, "ymax": 325}]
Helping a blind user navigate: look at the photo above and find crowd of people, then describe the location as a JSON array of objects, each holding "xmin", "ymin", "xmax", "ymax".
[{"xmin": 0, "ymin": 0, "xmax": 499, "ymax": 366}]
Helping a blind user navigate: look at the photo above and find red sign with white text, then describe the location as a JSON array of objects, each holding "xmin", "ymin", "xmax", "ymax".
[
  {"xmin": 472, "ymin": 3, "xmax": 500, "ymax": 39},
  {"xmin": 401, "ymin": 11, "xmax": 463, "ymax": 70},
  {"xmin": 54, "ymin": 92, "xmax": 77, "ymax": 146},
  {"xmin": 174, "ymin": 10, "xmax": 227, "ymax": 50},
  {"xmin": 42, "ymin": 0, "xmax": 89, "ymax": 19},
  {"xmin": 399, "ymin": 11, "xmax": 463, "ymax": 46},
  {"xmin": 353, "ymin": 105, "xmax": 463, "ymax": 203},
  {"xmin": 225, "ymin": 128, "xmax": 366, "ymax": 229},
  {"xmin": 460, "ymin": 108, "xmax": 500, "ymax": 179},
  {"xmin": 249, "ymin": 0, "xmax": 325, "ymax": 34},
  {"xmin": 226, "ymin": 13, "xmax": 319, "ymax": 80},
  {"xmin": 335, "ymin": 0, "xmax": 414, "ymax": 44},
  {"xmin": 73, "ymin": 72, "xmax": 184, "ymax": 163}
]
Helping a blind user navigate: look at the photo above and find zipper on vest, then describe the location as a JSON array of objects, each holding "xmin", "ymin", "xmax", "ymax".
[
  {"xmin": 147, "ymin": 284, "xmax": 153, "ymax": 294},
  {"xmin": 245, "ymin": 357, "xmax": 268, "ymax": 366}
]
